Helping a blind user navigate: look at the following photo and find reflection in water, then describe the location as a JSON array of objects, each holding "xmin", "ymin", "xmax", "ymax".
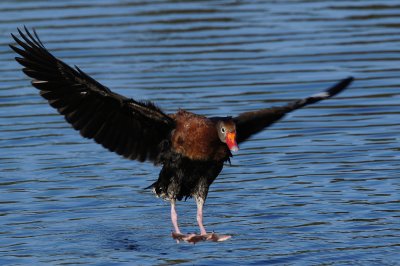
[{"xmin": 0, "ymin": 0, "xmax": 399, "ymax": 265}]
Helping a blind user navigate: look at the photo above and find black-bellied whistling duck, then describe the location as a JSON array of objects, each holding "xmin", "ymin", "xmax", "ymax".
[{"xmin": 10, "ymin": 27, "xmax": 353, "ymax": 243}]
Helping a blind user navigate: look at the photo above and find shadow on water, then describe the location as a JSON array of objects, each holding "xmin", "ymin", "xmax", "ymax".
[{"xmin": 91, "ymin": 226, "xmax": 140, "ymax": 252}]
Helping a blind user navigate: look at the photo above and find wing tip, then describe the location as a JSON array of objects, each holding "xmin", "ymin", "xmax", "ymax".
[
  {"xmin": 326, "ymin": 76, "xmax": 354, "ymax": 98},
  {"xmin": 11, "ymin": 26, "xmax": 45, "ymax": 51}
]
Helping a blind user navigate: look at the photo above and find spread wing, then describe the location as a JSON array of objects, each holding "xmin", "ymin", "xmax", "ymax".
[
  {"xmin": 234, "ymin": 77, "xmax": 354, "ymax": 143},
  {"xmin": 10, "ymin": 27, "xmax": 175, "ymax": 163}
]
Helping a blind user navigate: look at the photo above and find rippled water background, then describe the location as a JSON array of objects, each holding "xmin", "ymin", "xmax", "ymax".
[{"xmin": 1, "ymin": 1, "xmax": 399, "ymax": 265}]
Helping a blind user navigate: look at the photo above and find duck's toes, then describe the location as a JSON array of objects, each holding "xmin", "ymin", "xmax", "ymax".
[
  {"xmin": 171, "ymin": 232, "xmax": 186, "ymax": 243},
  {"xmin": 206, "ymin": 233, "xmax": 231, "ymax": 242},
  {"xmin": 172, "ymin": 232, "xmax": 231, "ymax": 243},
  {"xmin": 183, "ymin": 233, "xmax": 207, "ymax": 244}
]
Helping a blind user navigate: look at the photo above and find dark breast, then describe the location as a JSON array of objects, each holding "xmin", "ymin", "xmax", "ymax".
[{"xmin": 170, "ymin": 110, "xmax": 230, "ymax": 162}]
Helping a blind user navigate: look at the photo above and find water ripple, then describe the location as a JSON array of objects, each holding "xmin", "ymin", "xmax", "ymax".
[{"xmin": 0, "ymin": 0, "xmax": 399, "ymax": 265}]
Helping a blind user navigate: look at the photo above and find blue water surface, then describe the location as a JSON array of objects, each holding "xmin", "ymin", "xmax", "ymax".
[{"xmin": 0, "ymin": 1, "xmax": 399, "ymax": 265}]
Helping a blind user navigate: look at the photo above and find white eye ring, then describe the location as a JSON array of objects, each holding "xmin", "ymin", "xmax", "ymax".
[{"xmin": 221, "ymin": 127, "xmax": 226, "ymax": 133}]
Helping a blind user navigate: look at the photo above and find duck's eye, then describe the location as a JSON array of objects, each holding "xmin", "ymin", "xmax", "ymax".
[{"xmin": 221, "ymin": 127, "xmax": 226, "ymax": 133}]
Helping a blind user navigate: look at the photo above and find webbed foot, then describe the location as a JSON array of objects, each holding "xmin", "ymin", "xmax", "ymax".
[{"xmin": 172, "ymin": 231, "xmax": 231, "ymax": 244}]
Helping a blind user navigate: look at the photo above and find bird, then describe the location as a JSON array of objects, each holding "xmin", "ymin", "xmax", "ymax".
[{"xmin": 10, "ymin": 27, "xmax": 353, "ymax": 243}]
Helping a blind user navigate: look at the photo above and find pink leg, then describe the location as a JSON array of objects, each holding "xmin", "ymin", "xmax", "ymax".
[
  {"xmin": 196, "ymin": 197, "xmax": 207, "ymax": 235},
  {"xmin": 170, "ymin": 200, "xmax": 181, "ymax": 234},
  {"xmin": 171, "ymin": 199, "xmax": 189, "ymax": 243},
  {"xmin": 171, "ymin": 197, "xmax": 231, "ymax": 243},
  {"xmin": 192, "ymin": 196, "xmax": 231, "ymax": 243}
]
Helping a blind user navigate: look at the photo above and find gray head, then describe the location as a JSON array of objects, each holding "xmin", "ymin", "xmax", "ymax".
[{"xmin": 215, "ymin": 118, "xmax": 239, "ymax": 152}]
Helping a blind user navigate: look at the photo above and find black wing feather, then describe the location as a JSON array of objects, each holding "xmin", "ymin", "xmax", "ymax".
[
  {"xmin": 234, "ymin": 77, "xmax": 353, "ymax": 143},
  {"xmin": 10, "ymin": 27, "xmax": 175, "ymax": 163}
]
